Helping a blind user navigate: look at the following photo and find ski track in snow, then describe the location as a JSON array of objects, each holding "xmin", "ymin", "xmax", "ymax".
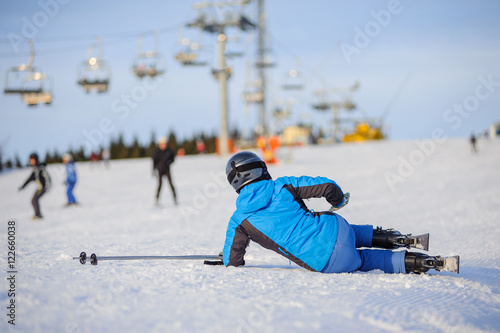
[{"xmin": 0, "ymin": 138, "xmax": 499, "ymax": 333}]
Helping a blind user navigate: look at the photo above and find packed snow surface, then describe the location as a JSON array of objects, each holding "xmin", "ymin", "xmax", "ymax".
[{"xmin": 1, "ymin": 138, "xmax": 499, "ymax": 333}]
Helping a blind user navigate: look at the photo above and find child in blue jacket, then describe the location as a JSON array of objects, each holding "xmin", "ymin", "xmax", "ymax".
[
  {"xmin": 222, "ymin": 151, "xmax": 458, "ymax": 274},
  {"xmin": 63, "ymin": 154, "xmax": 78, "ymax": 205}
]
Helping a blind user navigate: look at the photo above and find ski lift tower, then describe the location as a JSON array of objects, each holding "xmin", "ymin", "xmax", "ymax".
[{"xmin": 187, "ymin": 0, "xmax": 256, "ymax": 155}]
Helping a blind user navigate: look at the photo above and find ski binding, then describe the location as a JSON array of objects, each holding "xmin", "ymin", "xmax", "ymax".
[
  {"xmin": 424, "ymin": 255, "xmax": 460, "ymax": 274},
  {"xmin": 395, "ymin": 233, "xmax": 429, "ymax": 251}
]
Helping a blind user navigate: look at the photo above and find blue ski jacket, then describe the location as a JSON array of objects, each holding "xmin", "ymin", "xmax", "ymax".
[
  {"xmin": 223, "ymin": 176, "xmax": 345, "ymax": 272},
  {"xmin": 66, "ymin": 161, "xmax": 77, "ymax": 185}
]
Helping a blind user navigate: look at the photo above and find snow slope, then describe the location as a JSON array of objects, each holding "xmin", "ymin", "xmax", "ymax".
[{"xmin": 1, "ymin": 138, "xmax": 499, "ymax": 333}]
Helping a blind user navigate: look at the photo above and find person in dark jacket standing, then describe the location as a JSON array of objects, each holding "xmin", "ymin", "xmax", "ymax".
[
  {"xmin": 18, "ymin": 153, "xmax": 50, "ymax": 219},
  {"xmin": 222, "ymin": 151, "xmax": 459, "ymax": 275},
  {"xmin": 152, "ymin": 137, "xmax": 177, "ymax": 205},
  {"xmin": 63, "ymin": 153, "xmax": 78, "ymax": 206}
]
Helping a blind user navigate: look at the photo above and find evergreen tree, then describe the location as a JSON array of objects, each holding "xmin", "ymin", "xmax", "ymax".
[
  {"xmin": 146, "ymin": 131, "xmax": 157, "ymax": 157},
  {"xmin": 111, "ymin": 133, "xmax": 128, "ymax": 160},
  {"xmin": 139, "ymin": 144, "xmax": 147, "ymax": 158},
  {"xmin": 109, "ymin": 136, "xmax": 118, "ymax": 159},
  {"xmin": 15, "ymin": 154, "xmax": 22, "ymax": 168},
  {"xmin": 129, "ymin": 136, "xmax": 141, "ymax": 159},
  {"xmin": 44, "ymin": 151, "xmax": 53, "ymax": 164},
  {"xmin": 230, "ymin": 127, "xmax": 241, "ymax": 141},
  {"xmin": 205, "ymin": 132, "xmax": 217, "ymax": 154},
  {"xmin": 75, "ymin": 146, "xmax": 86, "ymax": 161},
  {"xmin": 67, "ymin": 146, "xmax": 78, "ymax": 162},
  {"xmin": 182, "ymin": 135, "xmax": 197, "ymax": 155},
  {"xmin": 167, "ymin": 130, "xmax": 178, "ymax": 152},
  {"xmin": 53, "ymin": 148, "xmax": 62, "ymax": 164}
]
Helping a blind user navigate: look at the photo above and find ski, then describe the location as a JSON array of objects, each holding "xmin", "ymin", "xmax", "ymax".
[
  {"xmin": 394, "ymin": 233, "xmax": 429, "ymax": 251},
  {"xmin": 74, "ymin": 252, "xmax": 222, "ymax": 266},
  {"xmin": 424, "ymin": 255, "xmax": 460, "ymax": 274}
]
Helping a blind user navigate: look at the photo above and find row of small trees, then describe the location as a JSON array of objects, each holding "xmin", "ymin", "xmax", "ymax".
[{"xmin": 1, "ymin": 129, "xmax": 239, "ymax": 170}]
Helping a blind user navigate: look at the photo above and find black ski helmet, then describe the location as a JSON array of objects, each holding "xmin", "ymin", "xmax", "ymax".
[
  {"xmin": 226, "ymin": 151, "xmax": 271, "ymax": 193},
  {"xmin": 29, "ymin": 153, "xmax": 39, "ymax": 163}
]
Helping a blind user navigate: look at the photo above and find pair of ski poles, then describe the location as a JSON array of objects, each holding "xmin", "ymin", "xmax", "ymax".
[{"xmin": 73, "ymin": 252, "xmax": 223, "ymax": 266}]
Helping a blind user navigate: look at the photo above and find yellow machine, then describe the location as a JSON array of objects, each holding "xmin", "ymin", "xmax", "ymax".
[
  {"xmin": 341, "ymin": 74, "xmax": 411, "ymax": 143},
  {"xmin": 342, "ymin": 122, "xmax": 385, "ymax": 142}
]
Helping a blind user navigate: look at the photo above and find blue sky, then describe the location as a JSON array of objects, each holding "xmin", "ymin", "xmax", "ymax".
[{"xmin": 1, "ymin": 0, "xmax": 499, "ymax": 161}]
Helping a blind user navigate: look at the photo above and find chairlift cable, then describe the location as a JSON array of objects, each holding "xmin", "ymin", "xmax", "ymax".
[
  {"xmin": 379, "ymin": 72, "xmax": 412, "ymax": 122},
  {"xmin": 269, "ymin": 32, "xmax": 338, "ymax": 89},
  {"xmin": 0, "ymin": 24, "xmax": 180, "ymax": 59}
]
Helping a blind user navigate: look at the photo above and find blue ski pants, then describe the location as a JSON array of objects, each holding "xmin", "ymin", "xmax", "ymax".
[
  {"xmin": 321, "ymin": 215, "xmax": 406, "ymax": 274},
  {"xmin": 67, "ymin": 183, "xmax": 76, "ymax": 204}
]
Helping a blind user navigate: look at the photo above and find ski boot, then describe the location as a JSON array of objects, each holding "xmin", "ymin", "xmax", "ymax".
[
  {"xmin": 405, "ymin": 252, "xmax": 460, "ymax": 274},
  {"xmin": 372, "ymin": 226, "xmax": 429, "ymax": 251}
]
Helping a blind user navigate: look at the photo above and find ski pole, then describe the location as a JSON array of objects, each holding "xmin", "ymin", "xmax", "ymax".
[{"xmin": 73, "ymin": 252, "xmax": 223, "ymax": 266}]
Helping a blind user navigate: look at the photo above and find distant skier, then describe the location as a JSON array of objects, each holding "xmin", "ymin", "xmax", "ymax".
[
  {"xmin": 470, "ymin": 133, "xmax": 478, "ymax": 153},
  {"xmin": 196, "ymin": 139, "xmax": 206, "ymax": 154},
  {"xmin": 152, "ymin": 137, "xmax": 177, "ymax": 205},
  {"xmin": 18, "ymin": 153, "xmax": 50, "ymax": 219},
  {"xmin": 222, "ymin": 151, "xmax": 459, "ymax": 274},
  {"xmin": 101, "ymin": 149, "xmax": 110, "ymax": 168},
  {"xmin": 89, "ymin": 151, "xmax": 99, "ymax": 169},
  {"xmin": 63, "ymin": 153, "xmax": 78, "ymax": 206}
]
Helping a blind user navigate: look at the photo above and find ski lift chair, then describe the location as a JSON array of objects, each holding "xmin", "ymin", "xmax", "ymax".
[
  {"xmin": 132, "ymin": 56, "xmax": 165, "ymax": 78},
  {"xmin": 4, "ymin": 40, "xmax": 37, "ymax": 95},
  {"xmin": 77, "ymin": 58, "xmax": 111, "ymax": 93},
  {"xmin": 4, "ymin": 68, "xmax": 33, "ymax": 94},
  {"xmin": 282, "ymin": 69, "xmax": 304, "ymax": 90},
  {"xmin": 211, "ymin": 67, "xmax": 232, "ymax": 80},
  {"xmin": 22, "ymin": 91, "xmax": 52, "ymax": 106},
  {"xmin": 175, "ymin": 43, "xmax": 208, "ymax": 67},
  {"xmin": 243, "ymin": 90, "xmax": 264, "ymax": 103},
  {"xmin": 5, "ymin": 69, "xmax": 53, "ymax": 106},
  {"xmin": 132, "ymin": 33, "xmax": 166, "ymax": 79},
  {"xmin": 311, "ymin": 103, "xmax": 330, "ymax": 111},
  {"xmin": 255, "ymin": 54, "xmax": 276, "ymax": 69}
]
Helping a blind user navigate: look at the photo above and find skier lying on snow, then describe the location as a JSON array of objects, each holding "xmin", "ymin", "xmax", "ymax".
[{"xmin": 222, "ymin": 151, "xmax": 459, "ymax": 274}]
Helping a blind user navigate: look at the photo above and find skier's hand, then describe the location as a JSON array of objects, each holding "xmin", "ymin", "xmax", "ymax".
[{"xmin": 330, "ymin": 192, "xmax": 350, "ymax": 211}]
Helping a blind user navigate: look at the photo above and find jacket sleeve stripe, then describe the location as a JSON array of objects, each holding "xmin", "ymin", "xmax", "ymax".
[{"xmin": 294, "ymin": 182, "xmax": 344, "ymax": 206}]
